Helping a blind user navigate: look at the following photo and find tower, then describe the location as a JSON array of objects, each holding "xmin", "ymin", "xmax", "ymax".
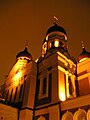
[
  {"xmin": 1, "ymin": 46, "xmax": 37, "ymax": 120},
  {"xmin": 77, "ymin": 42, "xmax": 90, "ymax": 95},
  {"xmin": 34, "ymin": 23, "xmax": 78, "ymax": 119}
]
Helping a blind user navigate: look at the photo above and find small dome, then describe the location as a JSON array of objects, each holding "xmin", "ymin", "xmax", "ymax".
[
  {"xmin": 16, "ymin": 47, "xmax": 32, "ymax": 60},
  {"xmin": 78, "ymin": 48, "xmax": 90, "ymax": 62},
  {"xmin": 46, "ymin": 23, "xmax": 67, "ymax": 35}
]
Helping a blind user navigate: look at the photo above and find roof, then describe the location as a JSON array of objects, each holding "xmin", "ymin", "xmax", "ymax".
[
  {"xmin": 16, "ymin": 47, "xmax": 32, "ymax": 60},
  {"xmin": 78, "ymin": 48, "xmax": 90, "ymax": 62},
  {"xmin": 46, "ymin": 23, "xmax": 67, "ymax": 35}
]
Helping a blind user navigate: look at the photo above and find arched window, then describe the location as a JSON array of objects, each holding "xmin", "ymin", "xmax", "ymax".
[
  {"xmin": 6, "ymin": 90, "xmax": 9, "ymax": 101},
  {"xmin": 60, "ymin": 42, "xmax": 63, "ymax": 47},
  {"xmin": 73, "ymin": 109, "xmax": 87, "ymax": 120},
  {"xmin": 9, "ymin": 89, "xmax": 13, "ymax": 102},
  {"xmin": 54, "ymin": 39, "xmax": 59, "ymax": 47},
  {"xmin": 51, "ymin": 41, "xmax": 54, "ymax": 47},
  {"xmin": 14, "ymin": 87, "xmax": 18, "ymax": 101},
  {"xmin": 68, "ymin": 76, "xmax": 74, "ymax": 96},
  {"xmin": 19, "ymin": 84, "xmax": 23, "ymax": 99},
  {"xmin": 62, "ymin": 111, "xmax": 73, "ymax": 120}
]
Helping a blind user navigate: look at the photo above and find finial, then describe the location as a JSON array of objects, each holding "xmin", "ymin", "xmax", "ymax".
[
  {"xmin": 26, "ymin": 40, "xmax": 29, "ymax": 49},
  {"xmin": 53, "ymin": 16, "xmax": 59, "ymax": 25},
  {"xmin": 81, "ymin": 41, "xmax": 85, "ymax": 49}
]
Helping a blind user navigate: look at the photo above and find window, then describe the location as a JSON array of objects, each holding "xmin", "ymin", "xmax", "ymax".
[
  {"xmin": 49, "ymin": 73, "xmax": 52, "ymax": 96},
  {"xmin": 60, "ymin": 42, "xmax": 63, "ymax": 47},
  {"xmin": 9, "ymin": 89, "xmax": 13, "ymax": 102},
  {"xmin": 49, "ymin": 41, "xmax": 54, "ymax": 48},
  {"xmin": 38, "ymin": 77, "xmax": 48, "ymax": 99},
  {"xmin": 68, "ymin": 77, "xmax": 74, "ymax": 96},
  {"xmin": 49, "ymin": 73, "xmax": 52, "ymax": 83},
  {"xmin": 49, "ymin": 42, "xmax": 52, "ymax": 48},
  {"xmin": 6, "ymin": 90, "xmax": 9, "ymax": 101},
  {"xmin": 19, "ymin": 84, "xmax": 23, "ymax": 99},
  {"xmin": 38, "ymin": 73, "xmax": 52, "ymax": 99},
  {"xmin": 48, "ymin": 66, "xmax": 52, "ymax": 71},
  {"xmin": 2, "ymin": 91, "xmax": 5, "ymax": 98},
  {"xmin": 44, "ymin": 43, "xmax": 47, "ymax": 50},
  {"xmin": 60, "ymin": 36, "xmax": 65, "ymax": 40},
  {"xmin": 14, "ymin": 87, "xmax": 18, "ymax": 101},
  {"xmin": 52, "ymin": 41, "xmax": 54, "ymax": 46},
  {"xmin": 43, "ymin": 78, "xmax": 47, "ymax": 94},
  {"xmin": 62, "ymin": 111, "xmax": 73, "ymax": 120},
  {"xmin": 73, "ymin": 109, "xmax": 87, "ymax": 120},
  {"xmin": 55, "ymin": 40, "xmax": 59, "ymax": 47}
]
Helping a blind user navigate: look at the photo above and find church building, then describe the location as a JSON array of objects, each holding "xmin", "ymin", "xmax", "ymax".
[{"xmin": 0, "ymin": 22, "xmax": 90, "ymax": 120}]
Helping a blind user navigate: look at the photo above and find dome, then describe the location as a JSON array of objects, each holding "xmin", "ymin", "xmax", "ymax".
[
  {"xmin": 16, "ymin": 47, "xmax": 32, "ymax": 60},
  {"xmin": 42, "ymin": 23, "xmax": 68, "ymax": 57},
  {"xmin": 78, "ymin": 48, "xmax": 90, "ymax": 62},
  {"xmin": 46, "ymin": 23, "xmax": 67, "ymax": 35}
]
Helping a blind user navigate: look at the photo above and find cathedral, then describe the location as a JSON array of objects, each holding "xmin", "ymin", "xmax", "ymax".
[{"xmin": 0, "ymin": 22, "xmax": 90, "ymax": 120}]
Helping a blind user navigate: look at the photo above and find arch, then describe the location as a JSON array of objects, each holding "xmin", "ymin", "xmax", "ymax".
[
  {"xmin": 87, "ymin": 109, "xmax": 90, "ymax": 120},
  {"xmin": 73, "ymin": 108, "xmax": 87, "ymax": 120},
  {"xmin": 61, "ymin": 111, "xmax": 73, "ymax": 120},
  {"xmin": 38, "ymin": 116, "xmax": 46, "ymax": 120}
]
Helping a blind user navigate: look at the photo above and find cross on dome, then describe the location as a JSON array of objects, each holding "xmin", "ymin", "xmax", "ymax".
[
  {"xmin": 26, "ymin": 40, "xmax": 29, "ymax": 48},
  {"xmin": 53, "ymin": 16, "xmax": 59, "ymax": 25},
  {"xmin": 81, "ymin": 41, "xmax": 85, "ymax": 49}
]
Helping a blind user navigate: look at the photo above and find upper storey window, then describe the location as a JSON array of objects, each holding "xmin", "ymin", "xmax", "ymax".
[
  {"xmin": 55, "ymin": 39, "xmax": 59, "ymax": 47},
  {"xmin": 47, "ymin": 33, "xmax": 67, "ymax": 49},
  {"xmin": 43, "ymin": 78, "xmax": 47, "ymax": 94},
  {"xmin": 49, "ymin": 41, "xmax": 54, "ymax": 48},
  {"xmin": 43, "ymin": 42, "xmax": 47, "ymax": 50},
  {"xmin": 48, "ymin": 39, "xmax": 65, "ymax": 49}
]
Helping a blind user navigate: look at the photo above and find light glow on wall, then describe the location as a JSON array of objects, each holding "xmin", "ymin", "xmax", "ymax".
[
  {"xmin": 59, "ymin": 87, "xmax": 66, "ymax": 101},
  {"xmin": 58, "ymin": 66, "xmax": 66, "ymax": 101},
  {"xmin": 10, "ymin": 58, "xmax": 27, "ymax": 87},
  {"xmin": 79, "ymin": 57, "xmax": 88, "ymax": 62},
  {"xmin": 13, "ymin": 71, "xmax": 22, "ymax": 86}
]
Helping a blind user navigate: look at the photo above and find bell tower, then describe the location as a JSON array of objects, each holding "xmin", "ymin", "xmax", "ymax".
[{"xmin": 42, "ymin": 23, "xmax": 68, "ymax": 57}]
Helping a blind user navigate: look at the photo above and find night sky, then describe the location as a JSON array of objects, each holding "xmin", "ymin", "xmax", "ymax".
[{"xmin": 0, "ymin": 0, "xmax": 90, "ymax": 85}]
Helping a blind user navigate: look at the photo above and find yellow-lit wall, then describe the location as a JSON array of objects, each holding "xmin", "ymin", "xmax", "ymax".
[
  {"xmin": 77, "ymin": 58, "xmax": 90, "ymax": 95},
  {"xmin": 0, "ymin": 103, "xmax": 18, "ymax": 120}
]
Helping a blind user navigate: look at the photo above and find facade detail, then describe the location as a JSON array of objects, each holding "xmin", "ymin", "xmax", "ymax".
[{"xmin": 0, "ymin": 22, "xmax": 90, "ymax": 120}]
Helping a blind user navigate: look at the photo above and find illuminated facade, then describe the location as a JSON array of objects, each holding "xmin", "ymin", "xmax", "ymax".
[{"xmin": 0, "ymin": 23, "xmax": 90, "ymax": 120}]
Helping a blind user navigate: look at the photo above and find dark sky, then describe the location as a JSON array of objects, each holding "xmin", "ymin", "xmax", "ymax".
[{"xmin": 0, "ymin": 0, "xmax": 90, "ymax": 85}]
